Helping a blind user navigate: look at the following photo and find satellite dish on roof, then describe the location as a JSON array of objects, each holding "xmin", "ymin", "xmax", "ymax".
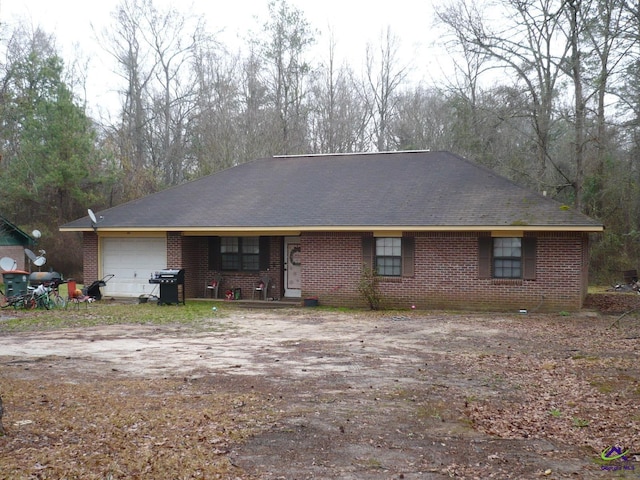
[
  {"xmin": 34, "ymin": 256, "xmax": 46, "ymax": 267},
  {"xmin": 88, "ymin": 208, "xmax": 103, "ymax": 231},
  {"xmin": 25, "ymin": 248, "xmax": 37, "ymax": 262},
  {"xmin": 88, "ymin": 208, "xmax": 97, "ymax": 224},
  {"xmin": 0, "ymin": 257, "xmax": 17, "ymax": 271},
  {"xmin": 32, "ymin": 229, "xmax": 41, "ymax": 239}
]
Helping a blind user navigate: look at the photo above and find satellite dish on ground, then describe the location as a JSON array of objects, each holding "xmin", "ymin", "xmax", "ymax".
[
  {"xmin": 25, "ymin": 248, "xmax": 37, "ymax": 262},
  {"xmin": 34, "ymin": 256, "xmax": 46, "ymax": 267},
  {"xmin": 32, "ymin": 229, "xmax": 41, "ymax": 239},
  {"xmin": 0, "ymin": 257, "xmax": 17, "ymax": 271}
]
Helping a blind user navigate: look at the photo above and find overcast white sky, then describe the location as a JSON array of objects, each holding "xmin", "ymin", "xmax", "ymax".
[{"xmin": 1, "ymin": 0, "xmax": 451, "ymax": 116}]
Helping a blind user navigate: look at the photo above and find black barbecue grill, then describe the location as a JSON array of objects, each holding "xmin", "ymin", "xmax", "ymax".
[{"xmin": 149, "ymin": 269, "xmax": 185, "ymax": 305}]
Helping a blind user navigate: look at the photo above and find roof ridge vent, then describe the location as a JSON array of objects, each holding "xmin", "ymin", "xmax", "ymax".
[{"xmin": 274, "ymin": 149, "xmax": 431, "ymax": 159}]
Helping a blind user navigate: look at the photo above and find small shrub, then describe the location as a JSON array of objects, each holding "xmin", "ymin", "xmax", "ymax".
[{"xmin": 358, "ymin": 265, "xmax": 381, "ymax": 310}]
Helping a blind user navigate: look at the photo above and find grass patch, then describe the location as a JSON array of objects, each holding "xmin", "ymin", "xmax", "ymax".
[
  {"xmin": 572, "ymin": 417, "xmax": 590, "ymax": 428},
  {"xmin": 571, "ymin": 354, "xmax": 600, "ymax": 361},
  {"xmin": 0, "ymin": 301, "xmax": 237, "ymax": 333},
  {"xmin": 416, "ymin": 401, "xmax": 448, "ymax": 421},
  {"xmin": 358, "ymin": 458, "xmax": 383, "ymax": 469},
  {"xmin": 590, "ymin": 380, "xmax": 616, "ymax": 394},
  {"xmin": 391, "ymin": 389, "xmax": 453, "ymax": 422}
]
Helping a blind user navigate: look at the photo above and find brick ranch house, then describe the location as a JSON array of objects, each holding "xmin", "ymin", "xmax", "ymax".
[{"xmin": 60, "ymin": 151, "xmax": 603, "ymax": 311}]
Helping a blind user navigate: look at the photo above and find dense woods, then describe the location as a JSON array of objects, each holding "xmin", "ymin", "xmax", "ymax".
[{"xmin": 0, "ymin": 0, "xmax": 638, "ymax": 283}]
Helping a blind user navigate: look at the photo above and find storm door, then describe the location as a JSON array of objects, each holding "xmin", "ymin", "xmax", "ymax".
[{"xmin": 284, "ymin": 236, "xmax": 301, "ymax": 297}]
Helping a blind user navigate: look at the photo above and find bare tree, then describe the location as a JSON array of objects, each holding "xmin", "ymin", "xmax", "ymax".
[
  {"xmin": 390, "ymin": 86, "xmax": 453, "ymax": 151},
  {"xmin": 309, "ymin": 32, "xmax": 369, "ymax": 153},
  {"xmin": 191, "ymin": 45, "xmax": 242, "ymax": 175},
  {"xmin": 561, "ymin": 0, "xmax": 588, "ymax": 211},
  {"xmin": 436, "ymin": 2, "xmax": 496, "ymax": 165},
  {"xmin": 436, "ymin": 0, "xmax": 573, "ymax": 196},
  {"xmin": 143, "ymin": 3, "xmax": 204, "ymax": 185},
  {"xmin": 238, "ymin": 45, "xmax": 280, "ymax": 159},
  {"xmin": 258, "ymin": 0, "xmax": 315, "ymax": 154},
  {"xmin": 102, "ymin": 0, "xmax": 157, "ymax": 200},
  {"xmin": 363, "ymin": 27, "xmax": 409, "ymax": 152},
  {"xmin": 577, "ymin": 0, "xmax": 635, "ymax": 216},
  {"xmin": 101, "ymin": 0, "xmax": 206, "ymax": 197}
]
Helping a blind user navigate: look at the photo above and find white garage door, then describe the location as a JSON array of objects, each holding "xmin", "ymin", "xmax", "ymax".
[{"xmin": 101, "ymin": 237, "xmax": 167, "ymax": 298}]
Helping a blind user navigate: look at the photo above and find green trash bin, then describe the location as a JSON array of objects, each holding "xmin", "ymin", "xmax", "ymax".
[{"xmin": 2, "ymin": 270, "xmax": 30, "ymax": 296}]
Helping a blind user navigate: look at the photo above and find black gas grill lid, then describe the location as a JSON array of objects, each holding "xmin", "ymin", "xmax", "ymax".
[
  {"xmin": 150, "ymin": 268, "xmax": 185, "ymax": 284},
  {"xmin": 156, "ymin": 269, "xmax": 183, "ymax": 277}
]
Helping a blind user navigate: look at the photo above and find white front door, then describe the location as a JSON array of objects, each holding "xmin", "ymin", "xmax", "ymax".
[{"xmin": 284, "ymin": 237, "xmax": 301, "ymax": 298}]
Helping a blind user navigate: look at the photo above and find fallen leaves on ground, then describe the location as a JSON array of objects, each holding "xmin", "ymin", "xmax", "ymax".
[
  {"xmin": 0, "ymin": 375, "xmax": 278, "ymax": 479},
  {"xmin": 460, "ymin": 316, "xmax": 640, "ymax": 455}
]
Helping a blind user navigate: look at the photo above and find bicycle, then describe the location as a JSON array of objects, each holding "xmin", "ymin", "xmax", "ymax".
[
  {"xmin": 0, "ymin": 291, "xmax": 36, "ymax": 309},
  {"xmin": 47, "ymin": 281, "xmax": 67, "ymax": 308},
  {"xmin": 1, "ymin": 280, "xmax": 66, "ymax": 310},
  {"xmin": 32, "ymin": 284, "xmax": 53, "ymax": 309},
  {"xmin": 31, "ymin": 282, "xmax": 67, "ymax": 309},
  {"xmin": 0, "ymin": 290, "xmax": 6, "ymax": 308}
]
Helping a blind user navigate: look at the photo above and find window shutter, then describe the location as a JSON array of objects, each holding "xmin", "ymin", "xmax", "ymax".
[
  {"xmin": 522, "ymin": 237, "xmax": 537, "ymax": 280},
  {"xmin": 259, "ymin": 236, "xmax": 270, "ymax": 271},
  {"xmin": 478, "ymin": 236, "xmax": 492, "ymax": 279},
  {"xmin": 208, "ymin": 236, "xmax": 221, "ymax": 270},
  {"xmin": 402, "ymin": 237, "xmax": 415, "ymax": 277},
  {"xmin": 362, "ymin": 236, "xmax": 374, "ymax": 270}
]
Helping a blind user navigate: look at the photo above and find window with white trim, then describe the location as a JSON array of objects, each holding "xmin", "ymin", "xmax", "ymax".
[
  {"xmin": 362, "ymin": 235, "xmax": 414, "ymax": 278},
  {"xmin": 478, "ymin": 236, "xmax": 536, "ymax": 280},
  {"xmin": 493, "ymin": 237, "xmax": 522, "ymax": 278},
  {"xmin": 375, "ymin": 237, "xmax": 402, "ymax": 276}
]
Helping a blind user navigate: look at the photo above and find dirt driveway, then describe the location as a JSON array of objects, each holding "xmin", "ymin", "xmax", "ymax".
[{"xmin": 1, "ymin": 307, "xmax": 639, "ymax": 479}]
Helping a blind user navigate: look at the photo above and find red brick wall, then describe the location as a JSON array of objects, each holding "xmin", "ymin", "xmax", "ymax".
[
  {"xmin": 182, "ymin": 236, "xmax": 204, "ymax": 299},
  {"xmin": 166, "ymin": 232, "xmax": 186, "ymax": 299},
  {"xmin": 82, "ymin": 232, "xmax": 98, "ymax": 284},
  {"xmin": 166, "ymin": 232, "xmax": 183, "ymax": 268},
  {"xmin": 301, "ymin": 231, "xmax": 589, "ymax": 312},
  {"xmin": 301, "ymin": 232, "xmax": 363, "ymax": 305},
  {"xmin": 82, "ymin": 231, "xmax": 589, "ymax": 311}
]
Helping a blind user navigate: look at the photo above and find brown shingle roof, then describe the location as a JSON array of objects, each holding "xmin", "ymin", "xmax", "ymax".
[{"xmin": 60, "ymin": 151, "xmax": 603, "ymax": 232}]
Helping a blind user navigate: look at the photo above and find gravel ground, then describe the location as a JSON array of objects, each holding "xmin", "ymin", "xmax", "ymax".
[{"xmin": 1, "ymin": 307, "xmax": 639, "ymax": 479}]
